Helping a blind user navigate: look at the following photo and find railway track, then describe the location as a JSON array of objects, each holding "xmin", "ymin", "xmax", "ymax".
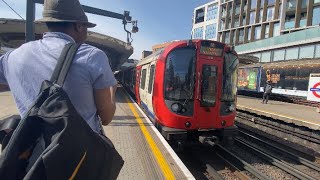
[
  {"xmin": 236, "ymin": 110, "xmax": 320, "ymax": 144},
  {"xmin": 184, "ymin": 126, "xmax": 320, "ymax": 179},
  {"xmin": 238, "ymin": 130, "xmax": 320, "ymax": 173},
  {"xmin": 234, "ymin": 135, "xmax": 320, "ymax": 179},
  {"xmin": 214, "ymin": 144, "xmax": 270, "ymax": 180},
  {"xmin": 176, "ymin": 143, "xmax": 267, "ymax": 180},
  {"xmin": 236, "ymin": 109, "xmax": 320, "ymax": 158}
]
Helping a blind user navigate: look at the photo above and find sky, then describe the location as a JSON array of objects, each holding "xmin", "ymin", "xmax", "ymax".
[{"xmin": 0, "ymin": 0, "xmax": 212, "ymax": 59}]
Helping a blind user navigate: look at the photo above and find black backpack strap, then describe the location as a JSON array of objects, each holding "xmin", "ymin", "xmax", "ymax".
[
  {"xmin": 0, "ymin": 115, "xmax": 21, "ymax": 150},
  {"xmin": 50, "ymin": 43, "xmax": 73, "ymax": 83},
  {"xmin": 50, "ymin": 43, "xmax": 81, "ymax": 86}
]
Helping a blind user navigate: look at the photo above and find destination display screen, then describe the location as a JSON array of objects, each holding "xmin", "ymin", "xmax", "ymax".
[{"xmin": 199, "ymin": 41, "xmax": 224, "ymax": 56}]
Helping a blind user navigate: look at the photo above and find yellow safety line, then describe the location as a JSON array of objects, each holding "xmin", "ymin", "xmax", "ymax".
[
  {"xmin": 69, "ymin": 151, "xmax": 87, "ymax": 180},
  {"xmin": 126, "ymin": 97, "xmax": 175, "ymax": 180},
  {"xmin": 237, "ymin": 105, "xmax": 314, "ymax": 123}
]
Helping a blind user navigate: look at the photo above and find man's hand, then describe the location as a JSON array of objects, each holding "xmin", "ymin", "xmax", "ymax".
[{"xmin": 94, "ymin": 84, "xmax": 117, "ymax": 126}]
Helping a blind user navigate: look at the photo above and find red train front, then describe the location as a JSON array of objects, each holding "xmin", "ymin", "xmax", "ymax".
[{"xmin": 119, "ymin": 39, "xmax": 239, "ymax": 146}]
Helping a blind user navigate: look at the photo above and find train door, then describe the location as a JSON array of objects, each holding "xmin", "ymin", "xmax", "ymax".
[
  {"xmin": 135, "ymin": 67, "xmax": 142, "ymax": 104},
  {"xmin": 145, "ymin": 63, "xmax": 156, "ymax": 118},
  {"xmin": 194, "ymin": 58, "xmax": 222, "ymax": 129},
  {"xmin": 139, "ymin": 65, "xmax": 149, "ymax": 108}
]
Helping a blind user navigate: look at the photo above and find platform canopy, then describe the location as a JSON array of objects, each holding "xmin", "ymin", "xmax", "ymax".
[
  {"xmin": 238, "ymin": 54, "xmax": 259, "ymax": 66},
  {"xmin": 0, "ymin": 18, "xmax": 133, "ymax": 71}
]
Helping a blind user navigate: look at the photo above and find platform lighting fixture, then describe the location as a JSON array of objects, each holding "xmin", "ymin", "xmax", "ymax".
[
  {"xmin": 123, "ymin": 11, "xmax": 139, "ymax": 45},
  {"xmin": 27, "ymin": 1, "xmax": 139, "ymax": 44},
  {"xmin": 131, "ymin": 21, "xmax": 139, "ymax": 33}
]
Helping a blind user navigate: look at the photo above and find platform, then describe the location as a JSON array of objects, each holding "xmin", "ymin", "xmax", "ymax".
[
  {"xmin": 237, "ymin": 96, "xmax": 320, "ymax": 130},
  {"xmin": 0, "ymin": 89, "xmax": 194, "ymax": 180}
]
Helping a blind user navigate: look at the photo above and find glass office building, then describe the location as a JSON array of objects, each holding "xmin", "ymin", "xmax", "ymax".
[{"xmin": 192, "ymin": 0, "xmax": 320, "ymax": 63}]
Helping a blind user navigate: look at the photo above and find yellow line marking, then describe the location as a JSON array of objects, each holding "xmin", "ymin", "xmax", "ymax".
[
  {"xmin": 237, "ymin": 105, "xmax": 318, "ymax": 125},
  {"xmin": 69, "ymin": 151, "xmax": 87, "ymax": 180},
  {"xmin": 125, "ymin": 97, "xmax": 175, "ymax": 180}
]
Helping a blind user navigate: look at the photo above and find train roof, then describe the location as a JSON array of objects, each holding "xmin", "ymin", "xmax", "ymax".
[
  {"xmin": 240, "ymin": 58, "xmax": 320, "ymax": 69},
  {"xmin": 137, "ymin": 49, "xmax": 164, "ymax": 66},
  {"xmin": 137, "ymin": 39, "xmax": 228, "ymax": 67}
]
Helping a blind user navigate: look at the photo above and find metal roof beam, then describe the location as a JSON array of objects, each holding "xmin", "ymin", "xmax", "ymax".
[
  {"xmin": 27, "ymin": 0, "xmax": 134, "ymax": 42},
  {"xmin": 33, "ymin": 0, "xmax": 128, "ymax": 20}
]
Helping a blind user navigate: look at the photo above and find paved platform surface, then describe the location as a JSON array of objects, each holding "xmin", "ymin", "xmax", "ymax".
[
  {"xmin": 237, "ymin": 96, "xmax": 320, "ymax": 130},
  {"xmin": 0, "ymin": 90, "xmax": 194, "ymax": 180},
  {"xmin": 0, "ymin": 91, "xmax": 19, "ymax": 120}
]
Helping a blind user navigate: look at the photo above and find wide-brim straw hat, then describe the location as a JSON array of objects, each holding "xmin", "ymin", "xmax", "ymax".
[{"xmin": 36, "ymin": 0, "xmax": 96, "ymax": 28}]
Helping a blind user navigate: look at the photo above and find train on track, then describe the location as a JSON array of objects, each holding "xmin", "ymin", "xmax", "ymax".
[
  {"xmin": 116, "ymin": 39, "xmax": 239, "ymax": 147},
  {"xmin": 238, "ymin": 59, "xmax": 320, "ymax": 100}
]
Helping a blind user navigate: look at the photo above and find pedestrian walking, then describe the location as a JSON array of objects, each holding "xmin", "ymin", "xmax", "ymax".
[{"xmin": 262, "ymin": 81, "xmax": 272, "ymax": 104}]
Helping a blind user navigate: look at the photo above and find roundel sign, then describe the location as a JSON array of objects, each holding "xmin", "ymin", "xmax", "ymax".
[{"xmin": 307, "ymin": 74, "xmax": 320, "ymax": 102}]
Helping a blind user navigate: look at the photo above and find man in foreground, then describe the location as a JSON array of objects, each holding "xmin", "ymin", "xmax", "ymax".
[{"xmin": 0, "ymin": 0, "xmax": 117, "ymax": 134}]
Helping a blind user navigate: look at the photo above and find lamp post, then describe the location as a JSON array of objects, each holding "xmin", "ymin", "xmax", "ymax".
[{"xmin": 26, "ymin": 0, "xmax": 35, "ymax": 42}]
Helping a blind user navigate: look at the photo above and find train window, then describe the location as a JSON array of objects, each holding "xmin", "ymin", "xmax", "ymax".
[
  {"xmin": 222, "ymin": 53, "xmax": 239, "ymax": 102},
  {"xmin": 131, "ymin": 69, "xmax": 136, "ymax": 90},
  {"xmin": 201, "ymin": 65, "xmax": 217, "ymax": 107},
  {"xmin": 133, "ymin": 69, "xmax": 136, "ymax": 82},
  {"xmin": 141, "ymin": 69, "xmax": 147, "ymax": 90},
  {"xmin": 148, "ymin": 65, "xmax": 155, "ymax": 94},
  {"xmin": 164, "ymin": 48, "xmax": 196, "ymax": 101}
]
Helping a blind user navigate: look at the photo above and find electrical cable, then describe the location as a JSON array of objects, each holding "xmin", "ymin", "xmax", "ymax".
[{"xmin": 1, "ymin": 0, "xmax": 25, "ymax": 20}]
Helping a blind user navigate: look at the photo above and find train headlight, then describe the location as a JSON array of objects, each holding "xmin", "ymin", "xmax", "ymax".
[
  {"xmin": 171, "ymin": 103, "xmax": 182, "ymax": 112},
  {"xmin": 229, "ymin": 104, "xmax": 236, "ymax": 112}
]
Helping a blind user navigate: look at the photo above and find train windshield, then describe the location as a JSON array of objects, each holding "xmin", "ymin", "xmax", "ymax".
[
  {"xmin": 222, "ymin": 52, "xmax": 239, "ymax": 102},
  {"xmin": 164, "ymin": 48, "xmax": 196, "ymax": 101}
]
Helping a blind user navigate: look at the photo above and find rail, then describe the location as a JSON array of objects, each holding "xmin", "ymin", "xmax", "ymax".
[
  {"xmin": 235, "ymin": 138, "xmax": 318, "ymax": 180},
  {"xmin": 215, "ymin": 144, "xmax": 271, "ymax": 180},
  {"xmin": 239, "ymin": 130, "xmax": 320, "ymax": 172}
]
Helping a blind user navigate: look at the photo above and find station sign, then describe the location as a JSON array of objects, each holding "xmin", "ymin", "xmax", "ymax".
[{"xmin": 307, "ymin": 73, "xmax": 320, "ymax": 102}]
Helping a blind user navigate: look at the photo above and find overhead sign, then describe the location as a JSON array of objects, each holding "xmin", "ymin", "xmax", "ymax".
[
  {"xmin": 307, "ymin": 73, "xmax": 320, "ymax": 102},
  {"xmin": 200, "ymin": 41, "xmax": 224, "ymax": 57}
]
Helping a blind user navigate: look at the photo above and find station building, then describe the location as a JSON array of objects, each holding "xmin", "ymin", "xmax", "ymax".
[{"xmin": 192, "ymin": 0, "xmax": 320, "ymax": 62}]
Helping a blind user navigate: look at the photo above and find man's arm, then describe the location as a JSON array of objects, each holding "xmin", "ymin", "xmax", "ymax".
[
  {"xmin": 87, "ymin": 48, "xmax": 118, "ymax": 126},
  {"xmin": 94, "ymin": 84, "xmax": 117, "ymax": 126}
]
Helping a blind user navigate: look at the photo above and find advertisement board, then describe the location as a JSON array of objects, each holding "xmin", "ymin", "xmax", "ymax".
[{"xmin": 238, "ymin": 67, "xmax": 260, "ymax": 91}]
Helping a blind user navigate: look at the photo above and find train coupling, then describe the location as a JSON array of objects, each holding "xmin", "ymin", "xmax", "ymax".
[{"xmin": 199, "ymin": 136, "xmax": 219, "ymax": 147}]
